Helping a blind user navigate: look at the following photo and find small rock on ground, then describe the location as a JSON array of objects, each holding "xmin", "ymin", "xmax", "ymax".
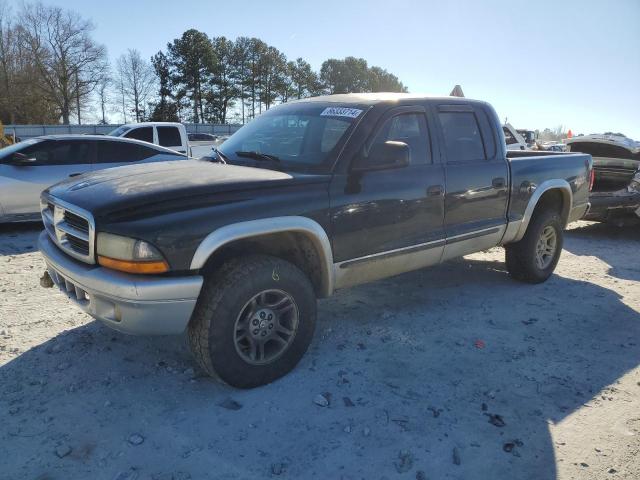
[
  {"xmin": 128, "ymin": 434, "xmax": 145, "ymax": 446},
  {"xmin": 394, "ymin": 450, "xmax": 414, "ymax": 473},
  {"xmin": 313, "ymin": 393, "xmax": 329, "ymax": 407},
  {"xmin": 55, "ymin": 445, "xmax": 72, "ymax": 458}
]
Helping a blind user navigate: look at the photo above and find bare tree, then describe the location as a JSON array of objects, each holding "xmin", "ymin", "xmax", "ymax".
[
  {"xmin": 117, "ymin": 48, "xmax": 155, "ymax": 122},
  {"xmin": 19, "ymin": 3, "xmax": 107, "ymax": 124},
  {"xmin": 95, "ymin": 71, "xmax": 111, "ymax": 124},
  {"xmin": 0, "ymin": 1, "xmax": 17, "ymax": 123}
]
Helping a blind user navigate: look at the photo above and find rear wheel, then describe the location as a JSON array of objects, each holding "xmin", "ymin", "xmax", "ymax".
[
  {"xmin": 188, "ymin": 254, "xmax": 316, "ymax": 388},
  {"xmin": 505, "ymin": 209, "xmax": 563, "ymax": 283}
]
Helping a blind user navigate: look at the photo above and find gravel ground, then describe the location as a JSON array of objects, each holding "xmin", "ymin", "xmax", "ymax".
[{"xmin": 0, "ymin": 220, "xmax": 638, "ymax": 480}]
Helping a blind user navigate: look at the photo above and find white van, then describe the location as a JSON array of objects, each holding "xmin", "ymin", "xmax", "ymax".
[{"xmin": 109, "ymin": 122, "xmax": 190, "ymax": 155}]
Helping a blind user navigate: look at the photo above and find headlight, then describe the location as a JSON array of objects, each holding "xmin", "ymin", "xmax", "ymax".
[{"xmin": 96, "ymin": 232, "xmax": 169, "ymax": 274}]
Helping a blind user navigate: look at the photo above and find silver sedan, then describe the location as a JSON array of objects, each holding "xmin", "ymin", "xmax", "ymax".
[{"xmin": 0, "ymin": 135, "xmax": 187, "ymax": 222}]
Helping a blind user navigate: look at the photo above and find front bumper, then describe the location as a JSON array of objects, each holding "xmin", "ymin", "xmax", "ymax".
[{"xmin": 38, "ymin": 232, "xmax": 203, "ymax": 335}]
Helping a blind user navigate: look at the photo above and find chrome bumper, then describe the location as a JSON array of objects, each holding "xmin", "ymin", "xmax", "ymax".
[{"xmin": 38, "ymin": 232, "xmax": 203, "ymax": 335}]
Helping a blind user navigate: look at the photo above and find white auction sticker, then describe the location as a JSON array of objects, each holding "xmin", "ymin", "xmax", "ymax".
[{"xmin": 320, "ymin": 107, "xmax": 363, "ymax": 118}]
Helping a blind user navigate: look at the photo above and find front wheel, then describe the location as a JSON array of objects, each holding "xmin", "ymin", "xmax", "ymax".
[
  {"xmin": 188, "ymin": 254, "xmax": 317, "ymax": 388},
  {"xmin": 505, "ymin": 209, "xmax": 564, "ymax": 284}
]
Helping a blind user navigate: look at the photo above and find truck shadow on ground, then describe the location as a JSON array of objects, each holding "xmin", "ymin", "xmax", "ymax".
[
  {"xmin": 1, "ymin": 252, "xmax": 638, "ymax": 479},
  {"xmin": 563, "ymin": 222, "xmax": 640, "ymax": 281},
  {"xmin": 0, "ymin": 222, "xmax": 42, "ymax": 256}
]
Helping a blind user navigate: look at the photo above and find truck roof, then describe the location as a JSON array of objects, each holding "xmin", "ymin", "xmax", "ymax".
[
  {"xmin": 119, "ymin": 122, "xmax": 184, "ymax": 128},
  {"xmin": 290, "ymin": 92, "xmax": 488, "ymax": 106}
]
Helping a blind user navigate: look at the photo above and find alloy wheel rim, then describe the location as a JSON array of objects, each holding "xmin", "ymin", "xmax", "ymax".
[
  {"xmin": 233, "ymin": 289, "xmax": 299, "ymax": 365},
  {"xmin": 535, "ymin": 225, "xmax": 557, "ymax": 270}
]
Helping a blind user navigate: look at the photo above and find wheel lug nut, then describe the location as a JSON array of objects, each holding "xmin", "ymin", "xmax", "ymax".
[
  {"xmin": 253, "ymin": 329, "xmax": 259, "ymax": 335},
  {"xmin": 261, "ymin": 331, "xmax": 267, "ymax": 336},
  {"xmin": 269, "ymin": 324, "xmax": 273, "ymax": 329},
  {"xmin": 260, "ymin": 312, "xmax": 265, "ymax": 319},
  {"xmin": 252, "ymin": 319, "xmax": 258, "ymax": 326},
  {"xmin": 267, "ymin": 314, "xmax": 273, "ymax": 320}
]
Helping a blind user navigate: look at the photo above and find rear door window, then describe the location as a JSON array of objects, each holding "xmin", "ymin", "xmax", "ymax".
[
  {"xmin": 124, "ymin": 127, "xmax": 154, "ymax": 143},
  {"xmin": 438, "ymin": 111, "xmax": 486, "ymax": 162},
  {"xmin": 157, "ymin": 126, "xmax": 182, "ymax": 147},
  {"xmin": 97, "ymin": 141, "xmax": 158, "ymax": 164}
]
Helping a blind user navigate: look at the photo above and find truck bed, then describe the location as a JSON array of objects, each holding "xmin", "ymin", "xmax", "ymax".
[{"xmin": 505, "ymin": 150, "xmax": 592, "ymax": 228}]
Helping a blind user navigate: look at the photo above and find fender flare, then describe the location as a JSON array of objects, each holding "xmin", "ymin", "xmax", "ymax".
[
  {"xmin": 512, "ymin": 179, "xmax": 573, "ymax": 242},
  {"xmin": 189, "ymin": 216, "xmax": 334, "ymax": 297}
]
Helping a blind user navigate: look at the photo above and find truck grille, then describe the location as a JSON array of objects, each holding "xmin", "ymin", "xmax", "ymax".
[
  {"xmin": 63, "ymin": 210, "xmax": 90, "ymax": 234},
  {"xmin": 41, "ymin": 196, "xmax": 95, "ymax": 264}
]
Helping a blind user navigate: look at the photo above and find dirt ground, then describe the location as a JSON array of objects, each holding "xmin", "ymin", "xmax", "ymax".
[{"xmin": 1, "ymin": 221, "xmax": 638, "ymax": 480}]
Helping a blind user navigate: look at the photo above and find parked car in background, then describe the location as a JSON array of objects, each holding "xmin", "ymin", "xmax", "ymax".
[
  {"xmin": 517, "ymin": 129, "xmax": 536, "ymax": 148},
  {"xmin": 38, "ymin": 93, "xmax": 592, "ymax": 388},
  {"xmin": 566, "ymin": 133, "xmax": 640, "ymax": 225},
  {"xmin": 0, "ymin": 135, "xmax": 186, "ymax": 223},
  {"xmin": 188, "ymin": 132, "xmax": 228, "ymax": 158},
  {"xmin": 108, "ymin": 122, "xmax": 190, "ymax": 155},
  {"xmin": 544, "ymin": 144, "xmax": 566, "ymax": 152},
  {"xmin": 188, "ymin": 133, "xmax": 217, "ymax": 142},
  {"xmin": 503, "ymin": 123, "xmax": 529, "ymax": 150}
]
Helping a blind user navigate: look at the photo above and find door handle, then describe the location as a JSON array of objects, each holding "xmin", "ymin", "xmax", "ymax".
[
  {"xmin": 68, "ymin": 173, "xmax": 82, "ymax": 177},
  {"xmin": 492, "ymin": 177, "xmax": 506, "ymax": 188},
  {"xmin": 427, "ymin": 185, "xmax": 444, "ymax": 197}
]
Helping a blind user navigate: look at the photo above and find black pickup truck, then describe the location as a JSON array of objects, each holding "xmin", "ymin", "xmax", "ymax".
[{"xmin": 38, "ymin": 93, "xmax": 592, "ymax": 388}]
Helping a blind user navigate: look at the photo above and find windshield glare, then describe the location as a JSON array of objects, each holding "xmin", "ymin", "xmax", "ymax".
[
  {"xmin": 219, "ymin": 104, "xmax": 362, "ymax": 170},
  {"xmin": 108, "ymin": 126, "xmax": 131, "ymax": 137}
]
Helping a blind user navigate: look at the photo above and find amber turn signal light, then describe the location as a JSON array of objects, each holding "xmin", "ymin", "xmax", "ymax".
[{"xmin": 97, "ymin": 255, "xmax": 169, "ymax": 274}]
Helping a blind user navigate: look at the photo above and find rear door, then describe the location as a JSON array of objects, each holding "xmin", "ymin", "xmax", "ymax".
[
  {"xmin": 436, "ymin": 103, "xmax": 509, "ymax": 260},
  {"xmin": 330, "ymin": 105, "xmax": 446, "ymax": 285},
  {"xmin": 157, "ymin": 125, "xmax": 187, "ymax": 154},
  {"xmin": 0, "ymin": 139, "xmax": 94, "ymax": 218}
]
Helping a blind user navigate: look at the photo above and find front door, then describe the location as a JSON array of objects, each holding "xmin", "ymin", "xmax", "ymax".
[{"xmin": 330, "ymin": 105, "xmax": 445, "ymax": 288}]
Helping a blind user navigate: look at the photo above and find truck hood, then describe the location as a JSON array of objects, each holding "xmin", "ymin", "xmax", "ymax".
[{"xmin": 45, "ymin": 159, "xmax": 330, "ymax": 219}]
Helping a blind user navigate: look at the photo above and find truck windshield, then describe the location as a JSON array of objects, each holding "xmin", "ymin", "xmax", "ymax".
[{"xmin": 218, "ymin": 103, "xmax": 364, "ymax": 172}]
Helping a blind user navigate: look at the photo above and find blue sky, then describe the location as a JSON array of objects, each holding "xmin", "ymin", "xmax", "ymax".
[{"xmin": 10, "ymin": 0, "xmax": 640, "ymax": 137}]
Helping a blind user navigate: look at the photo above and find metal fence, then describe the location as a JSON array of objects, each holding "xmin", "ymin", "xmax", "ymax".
[{"xmin": 3, "ymin": 123, "xmax": 242, "ymax": 140}]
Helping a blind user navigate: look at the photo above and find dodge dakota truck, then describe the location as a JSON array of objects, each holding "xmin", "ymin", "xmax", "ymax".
[{"xmin": 38, "ymin": 93, "xmax": 592, "ymax": 388}]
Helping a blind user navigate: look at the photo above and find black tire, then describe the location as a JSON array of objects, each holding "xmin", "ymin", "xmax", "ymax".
[
  {"xmin": 188, "ymin": 254, "xmax": 317, "ymax": 388},
  {"xmin": 505, "ymin": 209, "xmax": 564, "ymax": 284}
]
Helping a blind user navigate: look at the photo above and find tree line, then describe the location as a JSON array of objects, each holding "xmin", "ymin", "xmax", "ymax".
[{"xmin": 0, "ymin": 2, "xmax": 407, "ymax": 126}]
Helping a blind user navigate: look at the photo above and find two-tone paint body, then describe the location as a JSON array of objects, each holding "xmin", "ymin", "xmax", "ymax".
[{"xmin": 39, "ymin": 93, "xmax": 592, "ymax": 335}]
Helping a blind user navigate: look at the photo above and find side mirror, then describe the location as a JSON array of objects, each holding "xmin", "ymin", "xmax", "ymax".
[
  {"xmin": 8, "ymin": 152, "xmax": 37, "ymax": 166},
  {"xmin": 352, "ymin": 140, "xmax": 410, "ymax": 172}
]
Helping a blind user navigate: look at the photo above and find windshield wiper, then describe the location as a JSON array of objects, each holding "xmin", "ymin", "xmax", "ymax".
[
  {"xmin": 211, "ymin": 148, "xmax": 229, "ymax": 163},
  {"xmin": 235, "ymin": 151, "xmax": 281, "ymax": 163}
]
